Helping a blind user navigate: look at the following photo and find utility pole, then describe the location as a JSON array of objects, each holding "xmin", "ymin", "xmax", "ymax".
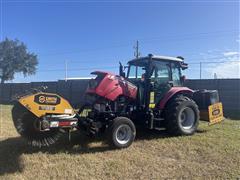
[
  {"xmin": 134, "ymin": 40, "xmax": 140, "ymax": 59},
  {"xmin": 200, "ymin": 62, "xmax": 202, "ymax": 79},
  {"xmin": 65, "ymin": 60, "xmax": 68, "ymax": 82},
  {"xmin": 0, "ymin": 0, "xmax": 2, "ymax": 137},
  {"xmin": 0, "ymin": 0, "xmax": 2, "ymax": 42}
]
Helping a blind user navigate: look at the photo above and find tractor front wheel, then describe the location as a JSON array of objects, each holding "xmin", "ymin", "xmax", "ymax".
[
  {"xmin": 165, "ymin": 95, "xmax": 199, "ymax": 135},
  {"xmin": 107, "ymin": 117, "xmax": 136, "ymax": 149}
]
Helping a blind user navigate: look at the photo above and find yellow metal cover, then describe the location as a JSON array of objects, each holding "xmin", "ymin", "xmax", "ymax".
[
  {"xmin": 208, "ymin": 102, "xmax": 223, "ymax": 125},
  {"xmin": 149, "ymin": 103, "xmax": 156, "ymax": 108},
  {"xmin": 150, "ymin": 92, "xmax": 155, "ymax": 104},
  {"xmin": 19, "ymin": 92, "xmax": 74, "ymax": 118}
]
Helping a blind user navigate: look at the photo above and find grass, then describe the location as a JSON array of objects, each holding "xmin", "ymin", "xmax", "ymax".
[{"xmin": 0, "ymin": 104, "xmax": 240, "ymax": 179}]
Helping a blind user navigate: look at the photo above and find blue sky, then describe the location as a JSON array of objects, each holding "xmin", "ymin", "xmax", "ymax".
[{"xmin": 1, "ymin": 0, "xmax": 239, "ymax": 82}]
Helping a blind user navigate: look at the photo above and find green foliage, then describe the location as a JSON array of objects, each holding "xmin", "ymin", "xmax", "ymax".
[{"xmin": 0, "ymin": 38, "xmax": 38, "ymax": 83}]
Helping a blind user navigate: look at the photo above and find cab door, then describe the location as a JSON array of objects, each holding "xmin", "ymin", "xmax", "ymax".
[
  {"xmin": 127, "ymin": 64, "xmax": 147, "ymax": 107},
  {"xmin": 149, "ymin": 61, "xmax": 172, "ymax": 108}
]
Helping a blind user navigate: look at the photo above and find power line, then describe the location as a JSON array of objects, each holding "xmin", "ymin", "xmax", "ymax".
[
  {"xmin": 138, "ymin": 29, "xmax": 238, "ymax": 42},
  {"xmin": 38, "ymin": 29, "xmax": 238, "ymax": 57},
  {"xmin": 4, "ymin": 0, "xmax": 240, "ymax": 3},
  {"xmin": 188, "ymin": 60, "xmax": 240, "ymax": 64},
  {"xmin": 38, "ymin": 54, "xmax": 239, "ymax": 67},
  {"xmin": 36, "ymin": 60, "xmax": 240, "ymax": 72},
  {"xmin": 37, "ymin": 66, "xmax": 118, "ymax": 72},
  {"xmin": 39, "ymin": 43, "xmax": 133, "ymax": 57}
]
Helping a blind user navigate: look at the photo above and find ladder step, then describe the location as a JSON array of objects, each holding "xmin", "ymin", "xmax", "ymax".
[{"xmin": 154, "ymin": 118, "xmax": 164, "ymax": 121}]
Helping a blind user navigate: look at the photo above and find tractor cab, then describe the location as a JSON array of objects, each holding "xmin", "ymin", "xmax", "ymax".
[{"xmin": 121, "ymin": 54, "xmax": 188, "ymax": 109}]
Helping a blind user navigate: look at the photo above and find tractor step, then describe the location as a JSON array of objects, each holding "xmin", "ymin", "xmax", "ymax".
[
  {"xmin": 149, "ymin": 117, "xmax": 165, "ymax": 129},
  {"xmin": 153, "ymin": 118, "xmax": 165, "ymax": 128},
  {"xmin": 154, "ymin": 118, "xmax": 164, "ymax": 121}
]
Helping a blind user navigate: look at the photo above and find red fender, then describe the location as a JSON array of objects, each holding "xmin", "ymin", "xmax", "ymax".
[{"xmin": 159, "ymin": 87, "xmax": 194, "ymax": 109}]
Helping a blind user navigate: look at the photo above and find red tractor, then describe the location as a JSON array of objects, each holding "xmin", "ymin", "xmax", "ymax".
[{"xmin": 12, "ymin": 54, "xmax": 223, "ymax": 148}]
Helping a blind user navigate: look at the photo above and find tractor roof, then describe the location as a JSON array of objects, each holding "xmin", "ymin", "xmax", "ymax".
[{"xmin": 128, "ymin": 54, "xmax": 184, "ymax": 65}]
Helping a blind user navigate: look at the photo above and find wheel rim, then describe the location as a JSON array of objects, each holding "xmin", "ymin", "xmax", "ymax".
[
  {"xmin": 180, "ymin": 107, "xmax": 196, "ymax": 130},
  {"xmin": 115, "ymin": 124, "xmax": 132, "ymax": 145}
]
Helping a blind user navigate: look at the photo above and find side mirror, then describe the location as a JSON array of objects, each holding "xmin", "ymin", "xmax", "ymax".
[
  {"xmin": 180, "ymin": 62, "xmax": 188, "ymax": 70},
  {"xmin": 119, "ymin": 62, "xmax": 126, "ymax": 78}
]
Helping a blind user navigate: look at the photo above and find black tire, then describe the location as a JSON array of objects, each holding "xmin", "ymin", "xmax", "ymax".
[
  {"xmin": 107, "ymin": 117, "xmax": 136, "ymax": 149},
  {"xmin": 12, "ymin": 102, "xmax": 62, "ymax": 147},
  {"xmin": 165, "ymin": 95, "xmax": 199, "ymax": 135}
]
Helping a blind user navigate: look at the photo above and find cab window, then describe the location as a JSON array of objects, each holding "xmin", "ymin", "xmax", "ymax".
[
  {"xmin": 137, "ymin": 67, "xmax": 145, "ymax": 79},
  {"xmin": 128, "ymin": 65, "xmax": 137, "ymax": 79},
  {"xmin": 128, "ymin": 65, "xmax": 146, "ymax": 80},
  {"xmin": 153, "ymin": 61, "xmax": 171, "ymax": 84},
  {"xmin": 171, "ymin": 63, "xmax": 181, "ymax": 86}
]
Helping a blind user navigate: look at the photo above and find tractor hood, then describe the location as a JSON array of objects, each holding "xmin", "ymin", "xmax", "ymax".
[
  {"xmin": 91, "ymin": 71, "xmax": 113, "ymax": 76},
  {"xmin": 87, "ymin": 71, "xmax": 137, "ymax": 101}
]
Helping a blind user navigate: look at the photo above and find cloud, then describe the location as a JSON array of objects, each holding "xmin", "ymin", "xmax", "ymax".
[
  {"xmin": 212, "ymin": 61, "xmax": 240, "ymax": 79},
  {"xmin": 203, "ymin": 50, "xmax": 240, "ymax": 79},
  {"xmin": 223, "ymin": 51, "xmax": 239, "ymax": 57}
]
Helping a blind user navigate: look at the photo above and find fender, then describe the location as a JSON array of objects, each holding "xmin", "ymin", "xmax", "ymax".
[{"xmin": 159, "ymin": 87, "xmax": 194, "ymax": 109}]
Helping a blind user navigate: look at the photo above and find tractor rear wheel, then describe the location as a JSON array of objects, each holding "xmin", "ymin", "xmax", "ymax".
[
  {"xmin": 12, "ymin": 102, "xmax": 62, "ymax": 147},
  {"xmin": 165, "ymin": 95, "xmax": 199, "ymax": 135},
  {"xmin": 107, "ymin": 117, "xmax": 136, "ymax": 149}
]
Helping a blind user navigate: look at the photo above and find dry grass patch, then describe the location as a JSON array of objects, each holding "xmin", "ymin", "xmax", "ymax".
[{"xmin": 0, "ymin": 104, "xmax": 239, "ymax": 179}]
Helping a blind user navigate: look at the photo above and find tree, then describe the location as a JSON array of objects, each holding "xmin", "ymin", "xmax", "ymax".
[{"xmin": 0, "ymin": 38, "xmax": 38, "ymax": 83}]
